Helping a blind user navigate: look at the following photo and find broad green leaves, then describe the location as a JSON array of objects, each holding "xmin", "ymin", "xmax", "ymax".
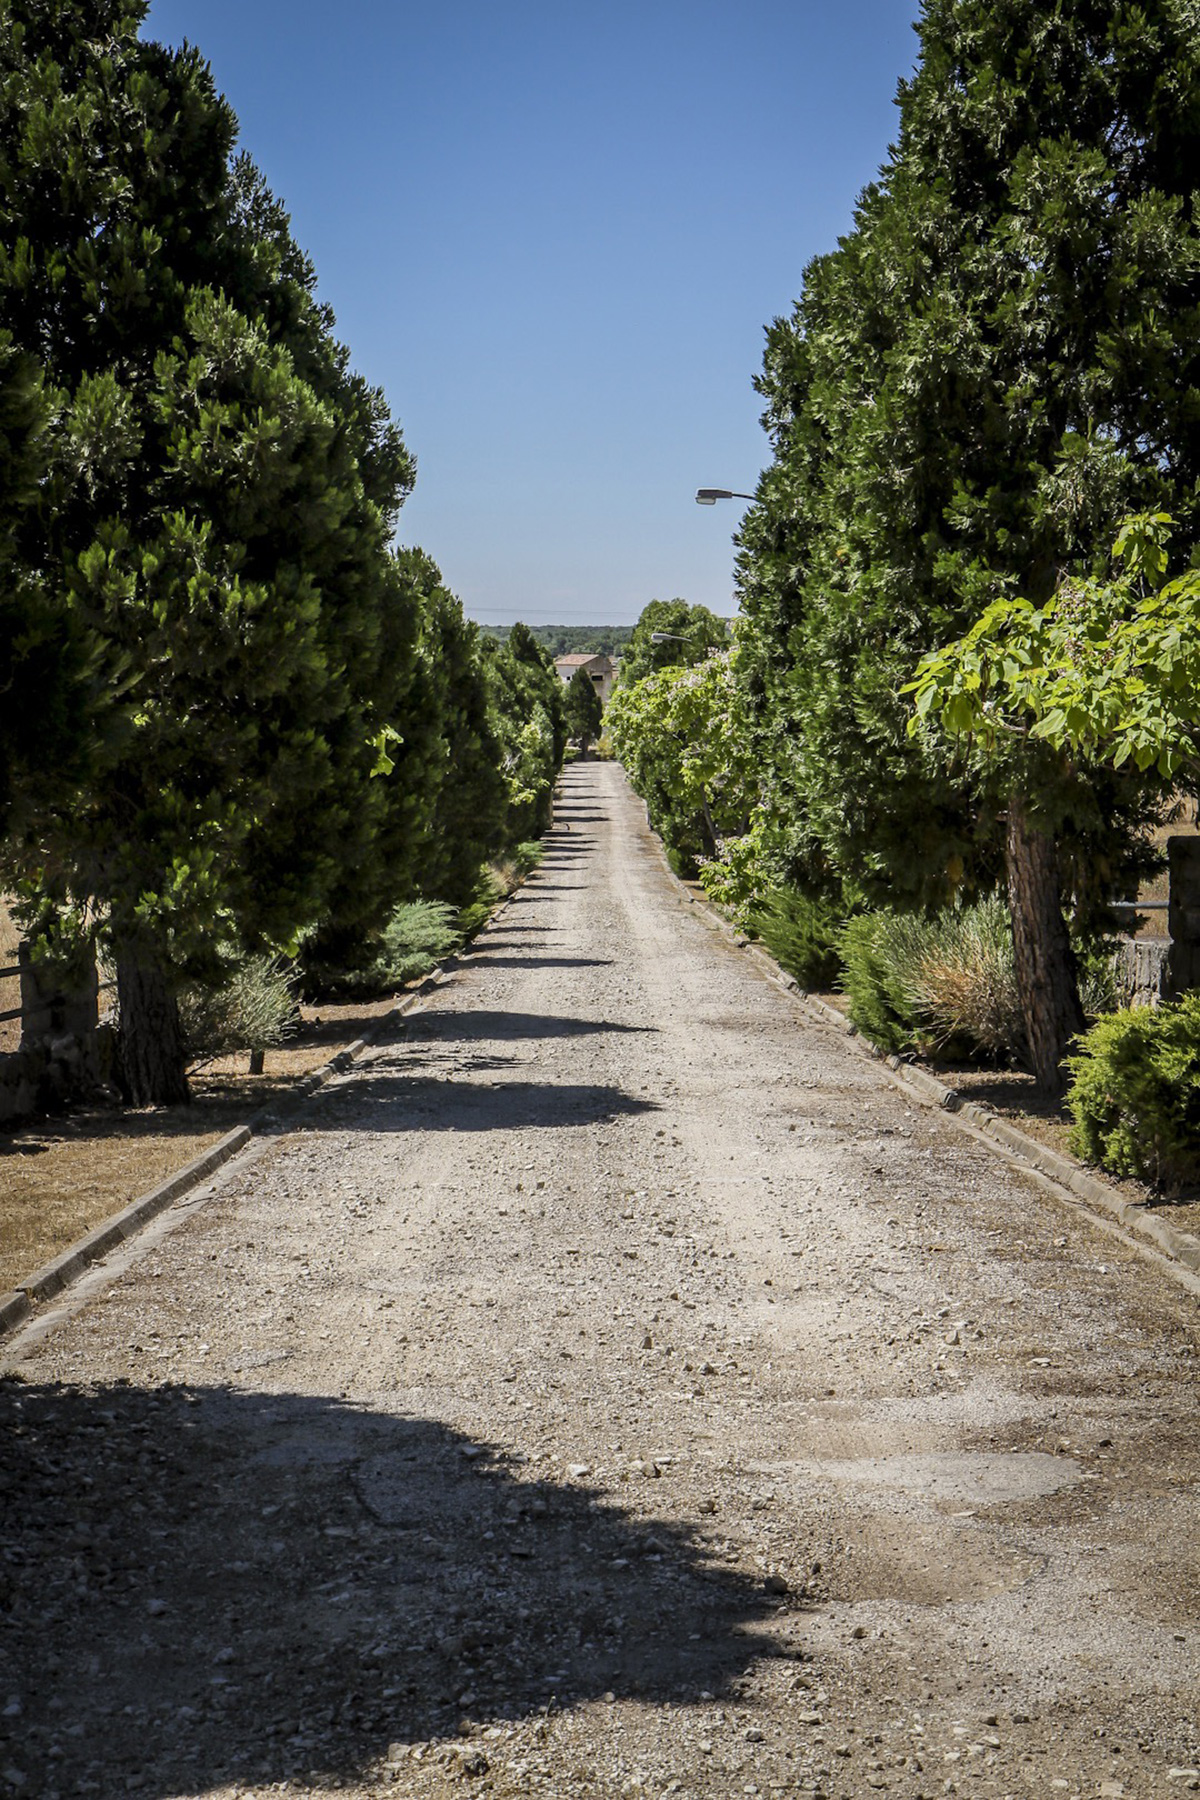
[
  {"xmin": 907, "ymin": 513, "xmax": 1200, "ymax": 783},
  {"xmin": 606, "ymin": 645, "xmax": 756, "ymax": 873}
]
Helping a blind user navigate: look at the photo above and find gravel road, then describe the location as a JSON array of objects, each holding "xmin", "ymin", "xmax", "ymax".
[{"xmin": 1, "ymin": 760, "xmax": 1197, "ymax": 1800}]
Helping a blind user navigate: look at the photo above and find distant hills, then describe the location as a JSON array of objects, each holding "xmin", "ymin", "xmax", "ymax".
[{"xmin": 479, "ymin": 624, "xmax": 634, "ymax": 657}]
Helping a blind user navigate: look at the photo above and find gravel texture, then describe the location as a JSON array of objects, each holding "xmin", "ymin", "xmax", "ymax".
[{"xmin": 1, "ymin": 760, "xmax": 1198, "ymax": 1800}]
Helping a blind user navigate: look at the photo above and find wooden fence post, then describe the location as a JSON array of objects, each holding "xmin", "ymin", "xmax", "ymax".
[{"xmin": 1167, "ymin": 836, "xmax": 1200, "ymax": 998}]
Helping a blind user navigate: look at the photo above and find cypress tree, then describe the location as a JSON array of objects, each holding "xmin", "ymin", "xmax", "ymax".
[
  {"xmin": 564, "ymin": 666, "xmax": 604, "ymax": 758},
  {"xmin": 738, "ymin": 0, "xmax": 1200, "ymax": 1088}
]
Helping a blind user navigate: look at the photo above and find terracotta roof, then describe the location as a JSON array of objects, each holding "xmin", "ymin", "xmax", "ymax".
[{"xmin": 555, "ymin": 653, "xmax": 607, "ymax": 667}]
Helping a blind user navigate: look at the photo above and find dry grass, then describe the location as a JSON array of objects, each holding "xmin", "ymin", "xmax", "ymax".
[{"xmin": 0, "ymin": 994, "xmax": 405, "ymax": 1297}]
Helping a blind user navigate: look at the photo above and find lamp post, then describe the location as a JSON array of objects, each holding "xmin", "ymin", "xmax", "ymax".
[{"xmin": 695, "ymin": 487, "xmax": 756, "ymax": 505}]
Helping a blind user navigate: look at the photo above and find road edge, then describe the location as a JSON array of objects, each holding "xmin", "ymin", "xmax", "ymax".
[
  {"xmin": 642, "ymin": 813, "xmax": 1200, "ymax": 1289},
  {"xmin": 0, "ymin": 909, "xmax": 510, "ymax": 1342}
]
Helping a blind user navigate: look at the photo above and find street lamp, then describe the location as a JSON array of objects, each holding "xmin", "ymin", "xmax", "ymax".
[
  {"xmin": 695, "ymin": 487, "xmax": 756, "ymax": 505},
  {"xmin": 649, "ymin": 631, "xmax": 690, "ymax": 644}
]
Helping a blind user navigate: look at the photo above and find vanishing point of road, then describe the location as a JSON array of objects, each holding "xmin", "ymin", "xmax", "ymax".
[{"xmin": 1, "ymin": 760, "xmax": 1197, "ymax": 1800}]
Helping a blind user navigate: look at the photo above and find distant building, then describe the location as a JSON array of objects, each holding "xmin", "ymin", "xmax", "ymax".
[{"xmin": 554, "ymin": 653, "xmax": 616, "ymax": 708}]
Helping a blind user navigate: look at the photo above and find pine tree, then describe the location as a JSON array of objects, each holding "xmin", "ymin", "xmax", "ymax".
[
  {"xmin": 485, "ymin": 625, "xmax": 566, "ymax": 841},
  {"xmin": 0, "ymin": 3, "xmax": 420, "ymax": 1102},
  {"xmin": 0, "ymin": 334, "xmax": 93, "ymax": 835}
]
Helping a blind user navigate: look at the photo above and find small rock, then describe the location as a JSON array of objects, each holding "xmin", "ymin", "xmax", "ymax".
[
  {"xmin": 146, "ymin": 1598, "xmax": 167, "ymax": 1617},
  {"xmin": 798, "ymin": 1712, "xmax": 824, "ymax": 1727},
  {"xmin": 744, "ymin": 1727, "xmax": 764, "ymax": 1743},
  {"xmin": 763, "ymin": 1573, "xmax": 789, "ymax": 1594},
  {"xmin": 851, "ymin": 1625, "xmax": 867, "ymax": 1640},
  {"xmin": 460, "ymin": 1751, "xmax": 489, "ymax": 1777},
  {"xmin": 567, "ymin": 1462, "xmax": 592, "ymax": 1478},
  {"xmin": 1099, "ymin": 1783, "xmax": 1126, "ymax": 1798},
  {"xmin": 1166, "ymin": 1773, "xmax": 1200, "ymax": 1787}
]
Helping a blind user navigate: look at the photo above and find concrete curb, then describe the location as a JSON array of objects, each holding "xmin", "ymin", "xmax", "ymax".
[
  {"xmin": 795, "ymin": 989, "xmax": 1200, "ymax": 1279},
  {"xmin": 0, "ymin": 931, "xmax": 490, "ymax": 1340},
  {"xmin": 648, "ymin": 823, "xmax": 1200, "ymax": 1283}
]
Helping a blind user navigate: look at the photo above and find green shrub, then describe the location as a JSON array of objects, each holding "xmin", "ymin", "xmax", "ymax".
[
  {"xmin": 1067, "ymin": 992, "xmax": 1200, "ymax": 1189},
  {"xmin": 839, "ymin": 911, "xmax": 928, "ymax": 1054},
  {"xmin": 455, "ymin": 842, "xmax": 545, "ymax": 940},
  {"xmin": 839, "ymin": 897, "xmax": 1026, "ymax": 1063},
  {"xmin": 458, "ymin": 869, "xmax": 503, "ymax": 940},
  {"xmin": 511, "ymin": 840, "xmax": 545, "ymax": 881},
  {"xmin": 749, "ymin": 888, "xmax": 843, "ymax": 990},
  {"xmin": 180, "ymin": 956, "xmax": 298, "ymax": 1067},
  {"xmin": 372, "ymin": 900, "xmax": 462, "ymax": 988}
]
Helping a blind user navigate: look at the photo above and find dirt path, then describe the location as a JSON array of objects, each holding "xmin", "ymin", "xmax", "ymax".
[{"xmin": 1, "ymin": 761, "xmax": 1197, "ymax": 1800}]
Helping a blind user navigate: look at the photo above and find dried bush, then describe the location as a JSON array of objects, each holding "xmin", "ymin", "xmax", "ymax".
[
  {"xmin": 179, "ymin": 956, "xmax": 299, "ymax": 1068},
  {"xmin": 906, "ymin": 898, "xmax": 1026, "ymax": 1058},
  {"xmin": 840, "ymin": 897, "xmax": 1026, "ymax": 1063}
]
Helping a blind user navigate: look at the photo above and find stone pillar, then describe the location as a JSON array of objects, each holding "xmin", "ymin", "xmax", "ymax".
[{"xmin": 1167, "ymin": 837, "xmax": 1200, "ymax": 997}]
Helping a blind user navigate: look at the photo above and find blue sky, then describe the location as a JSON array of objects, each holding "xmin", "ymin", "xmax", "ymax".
[{"xmin": 142, "ymin": 1, "xmax": 922, "ymax": 625}]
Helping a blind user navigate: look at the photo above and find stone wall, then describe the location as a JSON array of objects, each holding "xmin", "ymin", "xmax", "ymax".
[
  {"xmin": 0, "ymin": 1025, "xmax": 118, "ymax": 1124},
  {"xmin": 1113, "ymin": 936, "xmax": 1171, "ymax": 1009},
  {"xmin": 0, "ymin": 941, "xmax": 115, "ymax": 1124}
]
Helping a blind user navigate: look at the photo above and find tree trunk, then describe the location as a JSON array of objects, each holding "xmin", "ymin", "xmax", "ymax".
[
  {"xmin": 698, "ymin": 790, "xmax": 720, "ymax": 860},
  {"xmin": 115, "ymin": 950, "xmax": 190, "ymax": 1107},
  {"xmin": 1006, "ymin": 794, "xmax": 1086, "ymax": 1097}
]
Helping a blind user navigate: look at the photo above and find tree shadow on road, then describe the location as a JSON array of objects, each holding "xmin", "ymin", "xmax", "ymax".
[
  {"xmin": 474, "ymin": 923, "xmax": 558, "ymax": 935},
  {"xmin": 302, "ymin": 1074, "xmax": 661, "ymax": 1132},
  {"xmin": 463, "ymin": 954, "xmax": 614, "ymax": 969},
  {"xmin": 403, "ymin": 1011, "xmax": 658, "ymax": 1043},
  {"xmin": 502, "ymin": 886, "xmax": 589, "ymax": 898},
  {"xmin": 0, "ymin": 1379, "xmax": 798, "ymax": 1797}
]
